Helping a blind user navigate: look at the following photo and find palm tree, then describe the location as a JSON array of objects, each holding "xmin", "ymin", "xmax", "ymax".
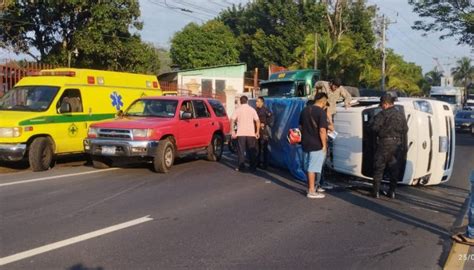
[
  {"xmin": 451, "ymin": 57, "xmax": 474, "ymax": 104},
  {"xmin": 424, "ymin": 67, "xmax": 443, "ymax": 86}
]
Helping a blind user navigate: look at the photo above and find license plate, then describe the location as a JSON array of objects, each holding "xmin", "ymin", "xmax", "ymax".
[{"xmin": 101, "ymin": 146, "xmax": 116, "ymax": 155}]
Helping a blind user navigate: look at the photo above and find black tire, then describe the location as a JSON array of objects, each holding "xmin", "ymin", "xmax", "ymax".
[
  {"xmin": 207, "ymin": 133, "xmax": 224, "ymax": 161},
  {"xmin": 91, "ymin": 156, "xmax": 111, "ymax": 169},
  {"xmin": 28, "ymin": 137, "xmax": 54, "ymax": 172},
  {"xmin": 153, "ymin": 138, "xmax": 175, "ymax": 173}
]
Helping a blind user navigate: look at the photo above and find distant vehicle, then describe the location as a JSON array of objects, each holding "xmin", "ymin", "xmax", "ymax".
[
  {"xmin": 259, "ymin": 69, "xmax": 321, "ymax": 98},
  {"xmin": 0, "ymin": 68, "xmax": 169, "ymax": 171},
  {"xmin": 455, "ymin": 110, "xmax": 474, "ymax": 132},
  {"xmin": 430, "ymin": 86, "xmax": 464, "ymax": 113},
  {"xmin": 84, "ymin": 97, "xmax": 230, "ymax": 173},
  {"xmin": 328, "ymin": 97, "xmax": 455, "ymax": 186},
  {"xmin": 465, "ymin": 94, "xmax": 474, "ymax": 110}
]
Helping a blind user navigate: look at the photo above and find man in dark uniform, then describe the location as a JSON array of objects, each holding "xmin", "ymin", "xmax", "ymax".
[
  {"xmin": 370, "ymin": 94, "xmax": 408, "ymax": 199},
  {"xmin": 255, "ymin": 97, "xmax": 273, "ymax": 169}
]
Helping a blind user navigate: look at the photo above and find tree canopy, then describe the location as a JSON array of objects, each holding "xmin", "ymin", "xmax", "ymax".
[
  {"xmin": 169, "ymin": 20, "xmax": 239, "ymax": 69},
  {"xmin": 409, "ymin": 0, "xmax": 473, "ymax": 46},
  {"xmin": 0, "ymin": 0, "xmax": 160, "ymax": 74}
]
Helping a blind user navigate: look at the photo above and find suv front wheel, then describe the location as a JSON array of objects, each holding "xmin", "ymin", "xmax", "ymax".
[
  {"xmin": 153, "ymin": 138, "xmax": 175, "ymax": 173},
  {"xmin": 207, "ymin": 133, "xmax": 224, "ymax": 161}
]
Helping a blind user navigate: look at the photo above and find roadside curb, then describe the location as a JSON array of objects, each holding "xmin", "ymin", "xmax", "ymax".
[{"xmin": 444, "ymin": 242, "xmax": 470, "ymax": 270}]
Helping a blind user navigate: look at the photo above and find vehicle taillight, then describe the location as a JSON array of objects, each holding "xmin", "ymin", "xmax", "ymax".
[
  {"xmin": 87, "ymin": 76, "xmax": 95, "ymax": 84},
  {"xmin": 153, "ymin": 81, "xmax": 158, "ymax": 88}
]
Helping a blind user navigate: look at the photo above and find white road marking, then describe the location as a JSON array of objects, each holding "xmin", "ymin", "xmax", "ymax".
[
  {"xmin": 0, "ymin": 168, "xmax": 119, "ymax": 188},
  {"xmin": 0, "ymin": 215, "xmax": 153, "ymax": 266}
]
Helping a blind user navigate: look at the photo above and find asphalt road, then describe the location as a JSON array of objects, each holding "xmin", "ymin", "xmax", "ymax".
[{"xmin": 0, "ymin": 133, "xmax": 473, "ymax": 270}]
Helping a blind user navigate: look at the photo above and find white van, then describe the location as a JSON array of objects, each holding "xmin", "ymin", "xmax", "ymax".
[{"xmin": 327, "ymin": 98, "xmax": 455, "ymax": 186}]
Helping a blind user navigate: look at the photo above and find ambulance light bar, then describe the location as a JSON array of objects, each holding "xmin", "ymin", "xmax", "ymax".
[{"xmin": 28, "ymin": 71, "xmax": 76, "ymax": 77}]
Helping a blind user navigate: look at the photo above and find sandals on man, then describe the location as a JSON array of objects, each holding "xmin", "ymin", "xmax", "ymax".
[{"xmin": 452, "ymin": 233, "xmax": 474, "ymax": 246}]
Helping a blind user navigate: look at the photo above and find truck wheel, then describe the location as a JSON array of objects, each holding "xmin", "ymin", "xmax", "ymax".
[
  {"xmin": 29, "ymin": 137, "xmax": 54, "ymax": 172},
  {"xmin": 153, "ymin": 138, "xmax": 175, "ymax": 173},
  {"xmin": 207, "ymin": 134, "xmax": 224, "ymax": 161},
  {"xmin": 91, "ymin": 156, "xmax": 111, "ymax": 169}
]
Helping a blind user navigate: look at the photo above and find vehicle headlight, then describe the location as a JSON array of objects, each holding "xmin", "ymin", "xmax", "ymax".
[
  {"xmin": 413, "ymin": 100, "xmax": 433, "ymax": 114},
  {"xmin": 88, "ymin": 127, "xmax": 99, "ymax": 138},
  {"xmin": 132, "ymin": 129, "xmax": 152, "ymax": 138},
  {"xmin": 0, "ymin": 127, "xmax": 22, "ymax": 138}
]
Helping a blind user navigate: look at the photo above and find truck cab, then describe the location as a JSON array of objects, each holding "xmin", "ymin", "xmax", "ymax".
[
  {"xmin": 259, "ymin": 69, "xmax": 320, "ymax": 98},
  {"xmin": 430, "ymin": 86, "xmax": 464, "ymax": 113}
]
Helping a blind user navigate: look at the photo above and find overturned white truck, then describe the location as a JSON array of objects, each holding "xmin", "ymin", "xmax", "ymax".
[{"xmin": 328, "ymin": 98, "xmax": 455, "ymax": 186}]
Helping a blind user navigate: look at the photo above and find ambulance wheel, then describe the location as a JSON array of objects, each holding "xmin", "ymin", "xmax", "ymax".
[
  {"xmin": 91, "ymin": 156, "xmax": 111, "ymax": 169},
  {"xmin": 29, "ymin": 137, "xmax": 54, "ymax": 172},
  {"xmin": 207, "ymin": 133, "xmax": 223, "ymax": 161},
  {"xmin": 153, "ymin": 138, "xmax": 174, "ymax": 173}
]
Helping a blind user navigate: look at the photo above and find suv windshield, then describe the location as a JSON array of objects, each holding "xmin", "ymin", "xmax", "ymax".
[
  {"xmin": 261, "ymin": 81, "xmax": 295, "ymax": 97},
  {"xmin": 125, "ymin": 99, "xmax": 178, "ymax": 118},
  {"xmin": 432, "ymin": 95, "xmax": 456, "ymax": 104},
  {"xmin": 0, "ymin": 86, "xmax": 60, "ymax": 112}
]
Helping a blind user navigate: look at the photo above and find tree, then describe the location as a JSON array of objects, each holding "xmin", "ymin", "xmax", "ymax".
[
  {"xmin": 0, "ymin": 0, "xmax": 160, "ymax": 74},
  {"xmin": 219, "ymin": 0, "xmax": 326, "ymax": 68},
  {"xmin": 384, "ymin": 50, "xmax": 424, "ymax": 96},
  {"xmin": 292, "ymin": 33, "xmax": 363, "ymax": 84},
  {"xmin": 451, "ymin": 57, "xmax": 474, "ymax": 102},
  {"xmin": 408, "ymin": 0, "xmax": 473, "ymax": 46},
  {"xmin": 170, "ymin": 20, "xmax": 239, "ymax": 69},
  {"xmin": 424, "ymin": 68, "xmax": 443, "ymax": 86}
]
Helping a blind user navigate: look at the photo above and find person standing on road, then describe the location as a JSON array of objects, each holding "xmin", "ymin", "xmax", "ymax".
[
  {"xmin": 231, "ymin": 95, "xmax": 260, "ymax": 172},
  {"xmin": 369, "ymin": 94, "xmax": 408, "ymax": 199},
  {"xmin": 256, "ymin": 97, "xmax": 273, "ymax": 170},
  {"xmin": 314, "ymin": 78, "xmax": 352, "ymax": 126},
  {"xmin": 299, "ymin": 93, "xmax": 329, "ymax": 199}
]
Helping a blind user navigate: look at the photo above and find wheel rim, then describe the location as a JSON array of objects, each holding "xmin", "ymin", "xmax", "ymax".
[{"xmin": 164, "ymin": 146, "xmax": 173, "ymax": 167}]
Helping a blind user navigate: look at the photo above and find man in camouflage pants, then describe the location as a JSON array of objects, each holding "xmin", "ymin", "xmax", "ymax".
[{"xmin": 370, "ymin": 94, "xmax": 408, "ymax": 199}]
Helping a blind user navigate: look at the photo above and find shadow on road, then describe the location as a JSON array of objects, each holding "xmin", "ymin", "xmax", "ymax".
[{"xmin": 69, "ymin": 263, "xmax": 104, "ymax": 270}]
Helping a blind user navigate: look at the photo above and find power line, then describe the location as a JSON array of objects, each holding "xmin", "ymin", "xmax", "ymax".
[
  {"xmin": 173, "ymin": 0, "xmax": 220, "ymax": 17},
  {"xmin": 377, "ymin": 5, "xmax": 459, "ymax": 58},
  {"xmin": 147, "ymin": 0, "xmax": 209, "ymax": 22}
]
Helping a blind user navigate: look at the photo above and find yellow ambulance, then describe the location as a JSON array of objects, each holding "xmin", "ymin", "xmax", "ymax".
[{"xmin": 0, "ymin": 68, "xmax": 171, "ymax": 171}]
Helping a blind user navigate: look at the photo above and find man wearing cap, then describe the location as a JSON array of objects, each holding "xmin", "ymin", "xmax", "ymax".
[{"xmin": 369, "ymin": 94, "xmax": 408, "ymax": 199}]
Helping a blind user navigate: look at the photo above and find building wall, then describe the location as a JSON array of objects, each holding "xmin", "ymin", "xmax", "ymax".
[{"xmin": 177, "ymin": 64, "xmax": 246, "ymax": 95}]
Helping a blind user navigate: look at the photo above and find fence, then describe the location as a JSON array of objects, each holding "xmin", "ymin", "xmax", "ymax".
[{"xmin": 1, "ymin": 61, "xmax": 56, "ymax": 97}]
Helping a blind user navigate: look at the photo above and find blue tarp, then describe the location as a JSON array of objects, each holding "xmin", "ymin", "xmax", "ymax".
[{"xmin": 249, "ymin": 98, "xmax": 308, "ymax": 182}]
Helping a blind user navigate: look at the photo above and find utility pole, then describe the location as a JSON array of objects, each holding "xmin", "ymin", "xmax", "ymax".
[
  {"xmin": 380, "ymin": 14, "xmax": 396, "ymax": 92},
  {"xmin": 314, "ymin": 32, "xmax": 318, "ymax": 70},
  {"xmin": 381, "ymin": 15, "xmax": 386, "ymax": 92}
]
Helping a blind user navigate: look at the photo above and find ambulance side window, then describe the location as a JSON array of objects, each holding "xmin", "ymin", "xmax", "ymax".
[{"xmin": 57, "ymin": 89, "xmax": 83, "ymax": 113}]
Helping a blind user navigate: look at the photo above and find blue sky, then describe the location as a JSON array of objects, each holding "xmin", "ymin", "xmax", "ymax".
[{"xmin": 139, "ymin": 0, "xmax": 473, "ymax": 74}]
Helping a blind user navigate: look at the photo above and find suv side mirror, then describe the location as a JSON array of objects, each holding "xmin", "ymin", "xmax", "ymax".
[
  {"xmin": 181, "ymin": 112, "xmax": 192, "ymax": 120},
  {"xmin": 59, "ymin": 102, "xmax": 71, "ymax": 114}
]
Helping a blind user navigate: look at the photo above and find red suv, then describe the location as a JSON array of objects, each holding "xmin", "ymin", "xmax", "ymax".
[{"xmin": 84, "ymin": 97, "xmax": 230, "ymax": 172}]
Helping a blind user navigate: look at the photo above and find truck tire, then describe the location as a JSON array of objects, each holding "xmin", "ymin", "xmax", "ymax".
[
  {"xmin": 91, "ymin": 156, "xmax": 111, "ymax": 169},
  {"xmin": 207, "ymin": 133, "xmax": 224, "ymax": 161},
  {"xmin": 29, "ymin": 137, "xmax": 54, "ymax": 172},
  {"xmin": 153, "ymin": 138, "xmax": 175, "ymax": 173}
]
